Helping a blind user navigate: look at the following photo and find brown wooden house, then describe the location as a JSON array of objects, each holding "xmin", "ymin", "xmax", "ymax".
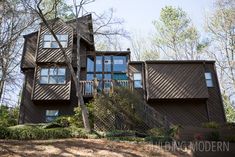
[{"xmin": 19, "ymin": 14, "xmax": 226, "ymax": 127}]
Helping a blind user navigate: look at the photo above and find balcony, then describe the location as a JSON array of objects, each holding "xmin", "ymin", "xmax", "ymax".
[{"xmin": 79, "ymin": 80, "xmax": 132, "ymax": 97}]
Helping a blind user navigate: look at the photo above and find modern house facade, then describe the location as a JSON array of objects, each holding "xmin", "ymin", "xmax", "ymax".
[{"xmin": 19, "ymin": 14, "xmax": 226, "ymax": 127}]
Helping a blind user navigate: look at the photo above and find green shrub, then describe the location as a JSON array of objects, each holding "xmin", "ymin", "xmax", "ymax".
[
  {"xmin": 224, "ymin": 136, "xmax": 235, "ymax": 142},
  {"xmin": 205, "ymin": 131, "xmax": 220, "ymax": 141},
  {"xmin": 147, "ymin": 128, "xmax": 165, "ymax": 137},
  {"xmin": 145, "ymin": 136, "xmax": 172, "ymax": 144},
  {"xmin": 202, "ymin": 122, "xmax": 220, "ymax": 129},
  {"xmin": 74, "ymin": 103, "xmax": 94, "ymax": 128},
  {"xmin": 42, "ymin": 122, "xmax": 63, "ymax": 129},
  {"xmin": 0, "ymin": 126, "xmax": 10, "ymax": 139},
  {"xmin": 0, "ymin": 106, "xmax": 19, "ymax": 127}
]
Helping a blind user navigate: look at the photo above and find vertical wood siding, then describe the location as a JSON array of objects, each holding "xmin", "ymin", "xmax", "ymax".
[{"xmin": 146, "ymin": 63, "xmax": 209, "ymax": 99}]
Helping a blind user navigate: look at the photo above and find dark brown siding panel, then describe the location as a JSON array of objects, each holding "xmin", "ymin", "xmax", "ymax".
[
  {"xmin": 32, "ymin": 66, "xmax": 71, "ymax": 100},
  {"xmin": 146, "ymin": 63, "xmax": 209, "ymax": 99},
  {"xmin": 205, "ymin": 63, "xmax": 226, "ymax": 123},
  {"xmin": 36, "ymin": 20, "xmax": 73, "ymax": 63},
  {"xmin": 149, "ymin": 100, "xmax": 209, "ymax": 126},
  {"xmin": 21, "ymin": 32, "xmax": 38, "ymax": 69},
  {"xmin": 19, "ymin": 69, "xmax": 78, "ymax": 123}
]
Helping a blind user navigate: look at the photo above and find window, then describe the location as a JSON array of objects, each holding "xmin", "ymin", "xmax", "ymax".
[
  {"xmin": 87, "ymin": 56, "xmax": 94, "ymax": 72},
  {"xmin": 205, "ymin": 72, "xmax": 213, "ymax": 87},
  {"xmin": 133, "ymin": 73, "xmax": 142, "ymax": 88},
  {"xmin": 40, "ymin": 67, "xmax": 66, "ymax": 84},
  {"xmin": 113, "ymin": 56, "xmax": 127, "ymax": 72},
  {"xmin": 113, "ymin": 74, "xmax": 128, "ymax": 80},
  {"xmin": 96, "ymin": 56, "xmax": 103, "ymax": 72},
  {"xmin": 104, "ymin": 56, "xmax": 111, "ymax": 72},
  {"xmin": 46, "ymin": 110, "xmax": 59, "ymax": 122},
  {"xmin": 43, "ymin": 34, "xmax": 68, "ymax": 48}
]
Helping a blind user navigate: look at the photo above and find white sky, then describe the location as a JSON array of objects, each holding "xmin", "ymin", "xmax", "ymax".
[{"xmin": 79, "ymin": 0, "xmax": 213, "ymax": 34}]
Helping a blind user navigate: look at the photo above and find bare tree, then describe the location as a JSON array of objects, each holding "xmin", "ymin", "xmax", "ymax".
[
  {"xmin": 0, "ymin": 0, "xmax": 36, "ymax": 105},
  {"xmin": 131, "ymin": 32, "xmax": 159, "ymax": 61},
  {"xmin": 21, "ymin": 0, "xmax": 129, "ymax": 131},
  {"xmin": 206, "ymin": 0, "xmax": 235, "ymax": 105}
]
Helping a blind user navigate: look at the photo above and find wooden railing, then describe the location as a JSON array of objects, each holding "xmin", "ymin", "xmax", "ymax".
[{"xmin": 79, "ymin": 80, "xmax": 131, "ymax": 96}]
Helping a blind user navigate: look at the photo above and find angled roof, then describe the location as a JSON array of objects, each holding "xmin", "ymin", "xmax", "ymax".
[{"xmin": 23, "ymin": 14, "xmax": 94, "ymax": 46}]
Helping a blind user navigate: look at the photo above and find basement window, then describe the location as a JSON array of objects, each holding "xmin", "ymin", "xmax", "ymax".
[
  {"xmin": 205, "ymin": 72, "xmax": 213, "ymax": 87},
  {"xmin": 133, "ymin": 73, "xmax": 142, "ymax": 88},
  {"xmin": 46, "ymin": 110, "xmax": 59, "ymax": 122},
  {"xmin": 43, "ymin": 34, "xmax": 68, "ymax": 48},
  {"xmin": 40, "ymin": 67, "xmax": 66, "ymax": 84}
]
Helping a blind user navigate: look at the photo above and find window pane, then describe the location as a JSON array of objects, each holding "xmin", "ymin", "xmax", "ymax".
[
  {"xmin": 113, "ymin": 56, "xmax": 127, "ymax": 72},
  {"xmin": 51, "ymin": 41, "xmax": 59, "ymax": 48},
  {"xmin": 206, "ymin": 80, "xmax": 213, "ymax": 87},
  {"xmin": 58, "ymin": 68, "xmax": 66, "ymax": 75},
  {"xmin": 96, "ymin": 56, "xmax": 103, "ymax": 72},
  {"xmin": 40, "ymin": 76, "xmax": 48, "ymax": 84},
  {"xmin": 61, "ymin": 41, "xmax": 68, "ymax": 48},
  {"xmin": 86, "ymin": 74, "xmax": 94, "ymax": 80},
  {"xmin": 49, "ymin": 76, "xmax": 57, "ymax": 84},
  {"xmin": 43, "ymin": 42, "xmax": 51, "ymax": 48},
  {"xmin": 134, "ymin": 80, "xmax": 142, "ymax": 88},
  {"xmin": 60, "ymin": 35, "xmax": 68, "ymax": 41},
  {"xmin": 134, "ymin": 73, "xmax": 141, "ymax": 80},
  {"xmin": 46, "ymin": 110, "xmax": 59, "ymax": 116},
  {"xmin": 113, "ymin": 74, "xmax": 128, "ymax": 80},
  {"xmin": 104, "ymin": 74, "xmax": 111, "ymax": 80},
  {"xmin": 43, "ymin": 35, "xmax": 51, "ymax": 41},
  {"xmin": 205, "ymin": 72, "xmax": 212, "ymax": 79},
  {"xmin": 49, "ymin": 68, "xmax": 57, "ymax": 75},
  {"xmin": 41, "ymin": 68, "xmax": 48, "ymax": 76},
  {"xmin": 104, "ymin": 56, "xmax": 111, "ymax": 72},
  {"xmin": 87, "ymin": 56, "xmax": 94, "ymax": 72},
  {"xmin": 57, "ymin": 76, "xmax": 65, "ymax": 84}
]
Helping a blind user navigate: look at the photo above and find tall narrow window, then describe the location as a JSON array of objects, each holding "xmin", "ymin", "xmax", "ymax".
[
  {"xmin": 205, "ymin": 72, "xmax": 213, "ymax": 87},
  {"xmin": 133, "ymin": 73, "xmax": 142, "ymax": 88},
  {"xmin": 96, "ymin": 56, "xmax": 103, "ymax": 72},
  {"xmin": 104, "ymin": 56, "xmax": 111, "ymax": 72},
  {"xmin": 40, "ymin": 67, "xmax": 66, "ymax": 84},
  {"xmin": 43, "ymin": 34, "xmax": 68, "ymax": 48},
  {"xmin": 46, "ymin": 110, "xmax": 59, "ymax": 122},
  {"xmin": 87, "ymin": 56, "xmax": 94, "ymax": 72}
]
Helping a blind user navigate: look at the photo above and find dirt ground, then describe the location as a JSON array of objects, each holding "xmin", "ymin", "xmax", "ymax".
[{"xmin": 0, "ymin": 138, "xmax": 192, "ymax": 157}]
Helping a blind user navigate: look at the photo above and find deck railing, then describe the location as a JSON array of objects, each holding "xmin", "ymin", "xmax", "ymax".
[{"xmin": 79, "ymin": 80, "xmax": 131, "ymax": 96}]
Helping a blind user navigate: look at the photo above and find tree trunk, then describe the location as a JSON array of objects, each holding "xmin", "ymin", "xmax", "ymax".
[
  {"xmin": 0, "ymin": 80, "xmax": 4, "ymax": 103},
  {"xmin": 36, "ymin": 4, "xmax": 91, "ymax": 132}
]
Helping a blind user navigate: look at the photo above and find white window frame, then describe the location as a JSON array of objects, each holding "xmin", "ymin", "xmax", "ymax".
[
  {"xmin": 43, "ymin": 34, "xmax": 68, "ymax": 48},
  {"xmin": 205, "ymin": 72, "xmax": 213, "ymax": 87},
  {"xmin": 40, "ymin": 67, "xmax": 66, "ymax": 84},
  {"xmin": 133, "ymin": 72, "xmax": 142, "ymax": 88}
]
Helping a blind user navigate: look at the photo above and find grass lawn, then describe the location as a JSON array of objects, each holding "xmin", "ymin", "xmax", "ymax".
[{"xmin": 0, "ymin": 138, "xmax": 191, "ymax": 157}]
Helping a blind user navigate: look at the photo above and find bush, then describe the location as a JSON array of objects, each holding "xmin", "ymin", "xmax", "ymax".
[
  {"xmin": 147, "ymin": 128, "xmax": 165, "ymax": 137},
  {"xmin": 205, "ymin": 131, "xmax": 220, "ymax": 141},
  {"xmin": 202, "ymin": 121, "xmax": 220, "ymax": 129},
  {"xmin": 74, "ymin": 103, "xmax": 94, "ymax": 128},
  {"xmin": 0, "ymin": 106, "xmax": 19, "ymax": 127},
  {"xmin": 145, "ymin": 136, "xmax": 172, "ymax": 144},
  {"xmin": 0, "ymin": 126, "xmax": 10, "ymax": 139}
]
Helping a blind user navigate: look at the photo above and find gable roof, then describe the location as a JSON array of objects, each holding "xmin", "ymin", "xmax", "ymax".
[{"xmin": 24, "ymin": 14, "xmax": 94, "ymax": 46}]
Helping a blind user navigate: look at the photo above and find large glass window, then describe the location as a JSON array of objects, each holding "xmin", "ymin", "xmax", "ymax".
[
  {"xmin": 113, "ymin": 73, "xmax": 128, "ymax": 80},
  {"xmin": 104, "ymin": 56, "xmax": 111, "ymax": 72},
  {"xmin": 205, "ymin": 72, "xmax": 213, "ymax": 87},
  {"xmin": 43, "ymin": 34, "xmax": 68, "ymax": 48},
  {"xmin": 87, "ymin": 56, "xmax": 94, "ymax": 72},
  {"xmin": 113, "ymin": 56, "xmax": 127, "ymax": 72},
  {"xmin": 96, "ymin": 56, "xmax": 103, "ymax": 72},
  {"xmin": 133, "ymin": 73, "xmax": 142, "ymax": 88},
  {"xmin": 40, "ymin": 67, "xmax": 66, "ymax": 84},
  {"xmin": 46, "ymin": 110, "xmax": 59, "ymax": 122}
]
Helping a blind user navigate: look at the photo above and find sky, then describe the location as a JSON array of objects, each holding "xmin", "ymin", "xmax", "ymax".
[{"xmin": 81, "ymin": 0, "xmax": 214, "ymax": 37}]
